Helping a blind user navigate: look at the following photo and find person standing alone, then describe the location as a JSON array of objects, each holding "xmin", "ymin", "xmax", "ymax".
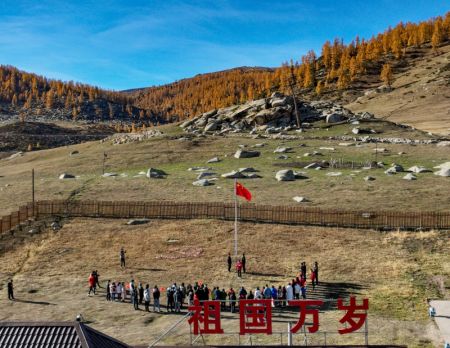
[
  {"xmin": 242, "ymin": 253, "xmax": 246, "ymax": 273},
  {"xmin": 120, "ymin": 248, "xmax": 126, "ymax": 268},
  {"xmin": 227, "ymin": 253, "xmax": 232, "ymax": 272},
  {"xmin": 7, "ymin": 279, "xmax": 14, "ymax": 300}
]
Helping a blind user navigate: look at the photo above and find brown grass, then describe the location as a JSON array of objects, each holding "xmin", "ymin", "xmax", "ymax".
[{"xmin": 0, "ymin": 218, "xmax": 448, "ymax": 347}]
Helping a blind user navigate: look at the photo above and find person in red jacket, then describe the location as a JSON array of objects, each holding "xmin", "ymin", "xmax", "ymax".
[
  {"xmin": 236, "ymin": 260, "xmax": 243, "ymax": 277},
  {"xmin": 88, "ymin": 272, "xmax": 96, "ymax": 296},
  {"xmin": 310, "ymin": 268, "xmax": 316, "ymax": 290}
]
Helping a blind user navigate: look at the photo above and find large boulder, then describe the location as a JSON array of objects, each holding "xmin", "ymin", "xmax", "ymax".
[
  {"xmin": 434, "ymin": 168, "xmax": 450, "ymax": 177},
  {"xmin": 221, "ymin": 171, "xmax": 246, "ymax": 179},
  {"xmin": 385, "ymin": 164, "xmax": 404, "ymax": 174},
  {"xmin": 275, "ymin": 169, "xmax": 296, "ymax": 181},
  {"xmin": 197, "ymin": 172, "xmax": 216, "ymax": 180},
  {"xmin": 293, "ymin": 196, "xmax": 310, "ymax": 203},
  {"xmin": 180, "ymin": 119, "xmax": 196, "ymax": 128},
  {"xmin": 234, "ymin": 150, "xmax": 260, "ymax": 159},
  {"xmin": 326, "ymin": 113, "xmax": 344, "ymax": 123},
  {"xmin": 147, "ymin": 168, "xmax": 167, "ymax": 178},
  {"xmin": 204, "ymin": 121, "xmax": 219, "ymax": 132}
]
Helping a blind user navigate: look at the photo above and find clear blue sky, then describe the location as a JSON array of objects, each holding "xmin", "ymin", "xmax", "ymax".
[{"xmin": 0, "ymin": 0, "xmax": 448, "ymax": 90}]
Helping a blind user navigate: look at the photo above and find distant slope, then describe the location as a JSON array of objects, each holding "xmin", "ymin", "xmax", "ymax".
[
  {"xmin": 346, "ymin": 44, "xmax": 450, "ymax": 135},
  {"xmin": 0, "ymin": 65, "xmax": 157, "ymax": 125}
]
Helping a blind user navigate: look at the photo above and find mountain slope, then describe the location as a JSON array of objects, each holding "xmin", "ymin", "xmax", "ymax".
[{"xmin": 346, "ymin": 44, "xmax": 450, "ymax": 135}]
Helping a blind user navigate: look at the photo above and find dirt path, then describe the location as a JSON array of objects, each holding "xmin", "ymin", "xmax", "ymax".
[{"xmin": 430, "ymin": 300, "xmax": 450, "ymax": 345}]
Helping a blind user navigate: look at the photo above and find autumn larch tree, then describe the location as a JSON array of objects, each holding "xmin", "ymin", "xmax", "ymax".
[{"xmin": 380, "ymin": 63, "xmax": 394, "ymax": 87}]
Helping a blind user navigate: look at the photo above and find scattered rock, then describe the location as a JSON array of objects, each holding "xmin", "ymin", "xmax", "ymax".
[
  {"xmin": 274, "ymin": 147, "xmax": 292, "ymax": 153},
  {"xmin": 6, "ymin": 152, "xmax": 24, "ymax": 160},
  {"xmin": 102, "ymin": 172, "xmax": 118, "ymax": 177},
  {"xmin": 275, "ymin": 169, "xmax": 296, "ymax": 181},
  {"xmin": 277, "ymin": 155, "xmax": 289, "ymax": 160},
  {"xmin": 59, "ymin": 173, "xmax": 75, "ymax": 179},
  {"xmin": 407, "ymin": 166, "xmax": 431, "ymax": 173},
  {"xmin": 221, "ymin": 171, "xmax": 247, "ymax": 179},
  {"xmin": 146, "ymin": 168, "xmax": 167, "ymax": 178},
  {"xmin": 197, "ymin": 172, "xmax": 216, "ymax": 180},
  {"xmin": 364, "ymin": 176, "xmax": 376, "ymax": 181},
  {"xmin": 326, "ymin": 114, "xmax": 344, "ymax": 123},
  {"xmin": 234, "ymin": 149, "xmax": 260, "ymax": 159},
  {"xmin": 188, "ymin": 167, "xmax": 211, "ymax": 172},
  {"xmin": 319, "ymin": 147, "xmax": 335, "ymax": 151},
  {"xmin": 293, "ymin": 196, "xmax": 310, "ymax": 203},
  {"xmin": 385, "ymin": 164, "xmax": 404, "ymax": 174},
  {"xmin": 374, "ymin": 148, "xmax": 388, "ymax": 153},
  {"xmin": 238, "ymin": 167, "xmax": 258, "ymax": 173},
  {"xmin": 436, "ymin": 141, "xmax": 450, "ymax": 147},
  {"xmin": 193, "ymin": 179, "xmax": 214, "ymax": 186},
  {"xmin": 326, "ymin": 172, "xmax": 342, "ymax": 177},
  {"xmin": 245, "ymin": 173, "xmax": 261, "ymax": 179},
  {"xmin": 434, "ymin": 168, "xmax": 450, "ymax": 177},
  {"xmin": 338, "ymin": 143, "xmax": 355, "ymax": 147},
  {"xmin": 403, "ymin": 173, "xmax": 417, "ymax": 180},
  {"xmin": 70, "ymin": 150, "xmax": 79, "ymax": 156},
  {"xmin": 127, "ymin": 219, "xmax": 151, "ymax": 225},
  {"xmin": 206, "ymin": 157, "xmax": 220, "ymax": 163}
]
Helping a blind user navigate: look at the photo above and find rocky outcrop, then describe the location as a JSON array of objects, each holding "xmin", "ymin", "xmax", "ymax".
[{"xmin": 180, "ymin": 92, "xmax": 358, "ymax": 134}]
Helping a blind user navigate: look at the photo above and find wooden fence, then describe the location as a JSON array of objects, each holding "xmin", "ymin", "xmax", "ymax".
[
  {"xmin": 29, "ymin": 200, "xmax": 450, "ymax": 230},
  {"xmin": 0, "ymin": 203, "xmax": 35, "ymax": 234}
]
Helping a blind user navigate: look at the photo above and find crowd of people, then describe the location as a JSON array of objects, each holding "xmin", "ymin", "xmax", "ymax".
[{"xmin": 83, "ymin": 249, "xmax": 320, "ymax": 314}]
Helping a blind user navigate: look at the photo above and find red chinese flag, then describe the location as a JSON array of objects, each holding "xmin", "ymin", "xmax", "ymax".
[{"xmin": 235, "ymin": 182, "xmax": 252, "ymax": 201}]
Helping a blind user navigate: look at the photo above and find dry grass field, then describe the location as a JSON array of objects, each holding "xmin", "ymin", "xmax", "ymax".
[
  {"xmin": 0, "ymin": 123, "xmax": 449, "ymax": 216},
  {"xmin": 346, "ymin": 45, "xmax": 450, "ymax": 136},
  {"xmin": 0, "ymin": 217, "xmax": 448, "ymax": 347}
]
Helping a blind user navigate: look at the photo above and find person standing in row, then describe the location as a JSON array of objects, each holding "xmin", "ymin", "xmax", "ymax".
[
  {"xmin": 7, "ymin": 279, "xmax": 14, "ymax": 301},
  {"xmin": 106, "ymin": 280, "xmax": 111, "ymax": 301},
  {"xmin": 138, "ymin": 282, "xmax": 144, "ymax": 305},
  {"xmin": 144, "ymin": 284, "xmax": 151, "ymax": 312},
  {"xmin": 227, "ymin": 253, "xmax": 232, "ymax": 272},
  {"xmin": 153, "ymin": 285, "xmax": 161, "ymax": 312},
  {"xmin": 120, "ymin": 248, "xmax": 126, "ymax": 268},
  {"xmin": 242, "ymin": 253, "xmax": 246, "ymax": 273},
  {"xmin": 313, "ymin": 262, "xmax": 319, "ymax": 285}
]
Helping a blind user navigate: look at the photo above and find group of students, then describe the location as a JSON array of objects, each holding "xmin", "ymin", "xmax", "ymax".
[
  {"xmin": 87, "ymin": 258, "xmax": 319, "ymax": 314},
  {"xmin": 104, "ymin": 279, "xmax": 161, "ymax": 312}
]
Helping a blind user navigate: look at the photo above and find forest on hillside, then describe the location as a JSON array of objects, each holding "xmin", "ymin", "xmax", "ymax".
[
  {"xmin": 133, "ymin": 12, "xmax": 450, "ymax": 120},
  {"xmin": 1, "ymin": 12, "xmax": 449, "ymax": 125}
]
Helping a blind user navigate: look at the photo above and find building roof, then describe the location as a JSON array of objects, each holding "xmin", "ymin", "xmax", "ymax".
[{"xmin": 0, "ymin": 321, "xmax": 130, "ymax": 348}]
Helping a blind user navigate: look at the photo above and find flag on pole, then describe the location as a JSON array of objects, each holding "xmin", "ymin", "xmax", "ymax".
[{"xmin": 235, "ymin": 182, "xmax": 252, "ymax": 201}]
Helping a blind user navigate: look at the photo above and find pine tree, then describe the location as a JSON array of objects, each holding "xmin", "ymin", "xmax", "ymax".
[{"xmin": 380, "ymin": 63, "xmax": 394, "ymax": 87}]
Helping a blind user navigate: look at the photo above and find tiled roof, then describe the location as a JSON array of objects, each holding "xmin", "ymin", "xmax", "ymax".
[{"xmin": 0, "ymin": 322, "xmax": 129, "ymax": 348}]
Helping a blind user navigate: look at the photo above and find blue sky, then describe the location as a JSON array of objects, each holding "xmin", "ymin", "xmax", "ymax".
[{"xmin": 0, "ymin": 1, "xmax": 448, "ymax": 90}]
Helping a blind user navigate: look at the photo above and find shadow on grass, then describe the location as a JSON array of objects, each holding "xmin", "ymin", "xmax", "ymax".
[
  {"xmin": 246, "ymin": 271, "xmax": 284, "ymax": 277},
  {"xmin": 14, "ymin": 299, "xmax": 56, "ymax": 306}
]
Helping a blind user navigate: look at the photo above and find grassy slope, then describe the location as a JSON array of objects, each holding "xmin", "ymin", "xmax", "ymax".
[
  {"xmin": 0, "ymin": 218, "xmax": 448, "ymax": 347},
  {"xmin": 0, "ymin": 124, "xmax": 449, "ymax": 216},
  {"xmin": 346, "ymin": 44, "xmax": 450, "ymax": 135}
]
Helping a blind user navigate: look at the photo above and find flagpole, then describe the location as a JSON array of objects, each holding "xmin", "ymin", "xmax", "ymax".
[{"xmin": 234, "ymin": 178, "xmax": 238, "ymax": 257}]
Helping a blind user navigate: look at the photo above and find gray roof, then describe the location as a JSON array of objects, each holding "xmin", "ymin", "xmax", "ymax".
[{"xmin": 0, "ymin": 322, "xmax": 130, "ymax": 348}]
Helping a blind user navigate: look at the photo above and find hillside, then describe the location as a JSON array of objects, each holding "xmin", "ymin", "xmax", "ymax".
[{"xmin": 0, "ymin": 66, "xmax": 156, "ymax": 125}]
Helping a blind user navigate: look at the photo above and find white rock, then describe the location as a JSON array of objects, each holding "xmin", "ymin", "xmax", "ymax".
[
  {"xmin": 146, "ymin": 168, "xmax": 167, "ymax": 178},
  {"xmin": 188, "ymin": 167, "xmax": 211, "ymax": 172},
  {"xmin": 102, "ymin": 172, "xmax": 118, "ymax": 177},
  {"xmin": 319, "ymin": 147, "xmax": 335, "ymax": 151},
  {"xmin": 59, "ymin": 173, "xmax": 75, "ymax": 179},
  {"xmin": 274, "ymin": 147, "xmax": 292, "ymax": 153},
  {"xmin": 434, "ymin": 168, "xmax": 450, "ymax": 177},
  {"xmin": 207, "ymin": 157, "xmax": 220, "ymax": 163},
  {"xmin": 436, "ymin": 141, "xmax": 450, "ymax": 147},
  {"xmin": 275, "ymin": 169, "xmax": 296, "ymax": 181},
  {"xmin": 326, "ymin": 172, "xmax": 342, "ymax": 177},
  {"xmin": 221, "ymin": 171, "xmax": 246, "ymax": 179},
  {"xmin": 364, "ymin": 176, "xmax": 376, "ymax": 181},
  {"xmin": 403, "ymin": 173, "xmax": 417, "ymax": 180},
  {"xmin": 193, "ymin": 179, "xmax": 214, "ymax": 186},
  {"xmin": 293, "ymin": 196, "xmax": 310, "ymax": 203},
  {"xmin": 407, "ymin": 166, "xmax": 431, "ymax": 173}
]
